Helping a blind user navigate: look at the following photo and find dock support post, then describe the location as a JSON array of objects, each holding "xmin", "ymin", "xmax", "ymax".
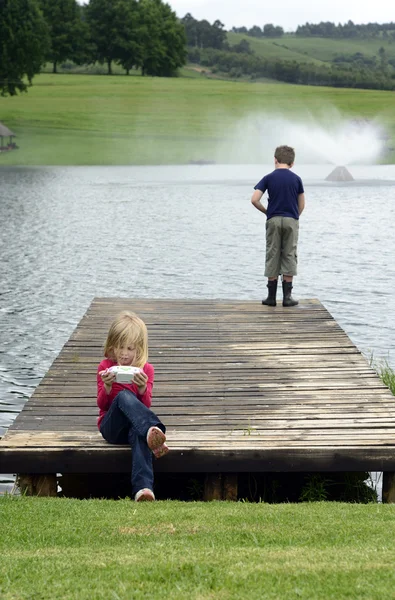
[
  {"xmin": 382, "ymin": 472, "xmax": 395, "ymax": 503},
  {"xmin": 204, "ymin": 473, "xmax": 222, "ymax": 500},
  {"xmin": 17, "ymin": 474, "xmax": 57, "ymax": 497},
  {"xmin": 204, "ymin": 473, "xmax": 238, "ymax": 501},
  {"xmin": 223, "ymin": 474, "xmax": 238, "ymax": 501}
]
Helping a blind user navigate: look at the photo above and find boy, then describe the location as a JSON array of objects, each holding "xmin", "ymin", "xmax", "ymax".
[{"xmin": 251, "ymin": 145, "xmax": 305, "ymax": 307}]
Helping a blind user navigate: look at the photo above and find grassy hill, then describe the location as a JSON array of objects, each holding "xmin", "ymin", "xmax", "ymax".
[
  {"xmin": 0, "ymin": 73, "xmax": 394, "ymax": 165},
  {"xmin": 226, "ymin": 32, "xmax": 395, "ymax": 65},
  {"xmin": 227, "ymin": 33, "xmax": 324, "ymax": 65}
]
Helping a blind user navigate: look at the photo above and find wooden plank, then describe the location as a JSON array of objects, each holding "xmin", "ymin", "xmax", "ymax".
[
  {"xmin": 4, "ymin": 429, "xmax": 395, "ymax": 446},
  {"xmin": 21, "ymin": 406, "xmax": 395, "ymax": 417}
]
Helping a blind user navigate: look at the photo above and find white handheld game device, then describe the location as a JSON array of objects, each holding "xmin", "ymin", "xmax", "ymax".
[{"xmin": 108, "ymin": 365, "xmax": 142, "ymax": 383}]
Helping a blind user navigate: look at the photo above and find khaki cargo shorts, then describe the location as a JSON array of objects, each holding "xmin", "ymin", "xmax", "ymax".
[{"xmin": 265, "ymin": 216, "xmax": 299, "ymax": 277}]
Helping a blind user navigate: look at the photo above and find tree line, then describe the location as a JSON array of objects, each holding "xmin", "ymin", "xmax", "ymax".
[
  {"xmin": 189, "ymin": 47, "xmax": 395, "ymax": 91},
  {"xmin": 0, "ymin": 0, "xmax": 186, "ymax": 96},
  {"xmin": 184, "ymin": 16, "xmax": 395, "ymax": 91},
  {"xmin": 232, "ymin": 24, "xmax": 284, "ymax": 38},
  {"xmin": 182, "ymin": 15, "xmax": 284, "ymax": 46},
  {"xmin": 296, "ymin": 21, "xmax": 395, "ymax": 40},
  {"xmin": 230, "ymin": 20, "xmax": 395, "ymax": 40}
]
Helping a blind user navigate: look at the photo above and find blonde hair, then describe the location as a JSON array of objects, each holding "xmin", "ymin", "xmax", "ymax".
[{"xmin": 104, "ymin": 311, "xmax": 148, "ymax": 368}]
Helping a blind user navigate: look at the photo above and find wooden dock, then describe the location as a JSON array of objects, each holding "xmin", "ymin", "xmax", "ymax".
[{"xmin": 1, "ymin": 297, "xmax": 395, "ymax": 500}]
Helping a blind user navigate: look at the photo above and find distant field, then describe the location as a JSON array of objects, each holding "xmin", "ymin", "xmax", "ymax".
[
  {"xmin": 227, "ymin": 33, "xmax": 324, "ymax": 65},
  {"xmin": 227, "ymin": 32, "xmax": 395, "ymax": 65},
  {"xmin": 275, "ymin": 35, "xmax": 395, "ymax": 63},
  {"xmin": 1, "ymin": 73, "xmax": 394, "ymax": 165}
]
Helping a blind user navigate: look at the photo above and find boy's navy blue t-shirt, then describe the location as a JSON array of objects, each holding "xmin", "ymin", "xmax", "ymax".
[{"xmin": 254, "ymin": 168, "xmax": 304, "ymax": 220}]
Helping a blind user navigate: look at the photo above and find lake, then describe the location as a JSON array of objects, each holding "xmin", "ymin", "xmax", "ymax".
[{"xmin": 1, "ymin": 164, "xmax": 394, "ymax": 495}]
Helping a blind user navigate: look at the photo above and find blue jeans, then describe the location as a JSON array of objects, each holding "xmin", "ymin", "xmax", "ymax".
[{"xmin": 99, "ymin": 390, "xmax": 166, "ymax": 496}]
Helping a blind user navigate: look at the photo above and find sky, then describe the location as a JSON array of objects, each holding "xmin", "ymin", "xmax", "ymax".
[{"xmin": 166, "ymin": 0, "xmax": 394, "ymax": 32}]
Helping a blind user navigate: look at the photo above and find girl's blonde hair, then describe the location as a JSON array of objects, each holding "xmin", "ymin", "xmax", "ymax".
[{"xmin": 104, "ymin": 311, "xmax": 148, "ymax": 368}]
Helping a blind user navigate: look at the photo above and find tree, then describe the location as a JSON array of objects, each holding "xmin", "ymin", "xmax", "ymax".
[
  {"xmin": 232, "ymin": 26, "xmax": 248, "ymax": 34},
  {"xmin": 116, "ymin": 0, "xmax": 142, "ymax": 74},
  {"xmin": 378, "ymin": 46, "xmax": 388, "ymax": 74},
  {"xmin": 137, "ymin": 0, "xmax": 186, "ymax": 76},
  {"xmin": 231, "ymin": 39, "xmax": 252, "ymax": 54},
  {"xmin": 263, "ymin": 23, "xmax": 284, "ymax": 37},
  {"xmin": 248, "ymin": 25, "xmax": 263, "ymax": 38},
  {"xmin": 0, "ymin": 0, "xmax": 49, "ymax": 96},
  {"xmin": 72, "ymin": 4, "xmax": 96, "ymax": 67},
  {"xmin": 85, "ymin": 0, "xmax": 125, "ymax": 74},
  {"xmin": 211, "ymin": 20, "xmax": 227, "ymax": 49},
  {"xmin": 39, "ymin": 0, "xmax": 88, "ymax": 73},
  {"xmin": 181, "ymin": 13, "xmax": 199, "ymax": 47},
  {"xmin": 181, "ymin": 14, "xmax": 226, "ymax": 49}
]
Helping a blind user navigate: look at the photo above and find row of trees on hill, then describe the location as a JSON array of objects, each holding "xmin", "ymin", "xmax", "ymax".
[
  {"xmin": 182, "ymin": 17, "xmax": 285, "ymax": 45},
  {"xmin": 230, "ymin": 20, "xmax": 395, "ymax": 40},
  {"xmin": 182, "ymin": 15, "xmax": 285, "ymax": 49},
  {"xmin": 0, "ymin": 0, "xmax": 186, "ymax": 96},
  {"xmin": 296, "ymin": 21, "xmax": 395, "ymax": 39},
  {"xmin": 183, "ymin": 16, "xmax": 395, "ymax": 91},
  {"xmin": 189, "ymin": 47, "xmax": 395, "ymax": 91},
  {"xmin": 232, "ymin": 24, "xmax": 284, "ymax": 38}
]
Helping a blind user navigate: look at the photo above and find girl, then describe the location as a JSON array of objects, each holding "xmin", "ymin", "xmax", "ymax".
[{"xmin": 97, "ymin": 310, "xmax": 168, "ymax": 502}]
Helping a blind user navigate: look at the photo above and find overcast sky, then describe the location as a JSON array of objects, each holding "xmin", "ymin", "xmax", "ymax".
[{"xmin": 166, "ymin": 0, "xmax": 394, "ymax": 31}]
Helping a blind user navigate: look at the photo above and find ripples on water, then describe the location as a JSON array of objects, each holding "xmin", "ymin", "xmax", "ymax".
[{"xmin": 1, "ymin": 164, "xmax": 394, "ymax": 494}]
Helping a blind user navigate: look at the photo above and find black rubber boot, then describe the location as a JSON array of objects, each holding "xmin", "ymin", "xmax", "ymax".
[
  {"xmin": 262, "ymin": 279, "xmax": 277, "ymax": 306},
  {"xmin": 282, "ymin": 281, "xmax": 298, "ymax": 307}
]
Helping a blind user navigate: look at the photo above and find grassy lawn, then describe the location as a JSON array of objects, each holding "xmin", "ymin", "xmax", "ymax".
[
  {"xmin": 1, "ymin": 497, "xmax": 394, "ymax": 600},
  {"xmin": 0, "ymin": 73, "xmax": 395, "ymax": 165}
]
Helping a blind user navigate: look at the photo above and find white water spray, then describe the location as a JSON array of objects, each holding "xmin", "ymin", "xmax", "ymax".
[{"xmin": 215, "ymin": 108, "xmax": 386, "ymax": 168}]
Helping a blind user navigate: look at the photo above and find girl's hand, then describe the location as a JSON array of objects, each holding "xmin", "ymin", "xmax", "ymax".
[
  {"xmin": 134, "ymin": 370, "xmax": 148, "ymax": 394},
  {"xmin": 99, "ymin": 369, "xmax": 115, "ymax": 393}
]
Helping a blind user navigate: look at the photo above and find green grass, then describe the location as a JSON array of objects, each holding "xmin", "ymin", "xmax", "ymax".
[
  {"xmin": 1, "ymin": 497, "xmax": 394, "ymax": 599},
  {"xmin": 227, "ymin": 33, "xmax": 325, "ymax": 65},
  {"xmin": 375, "ymin": 360, "xmax": 395, "ymax": 395},
  {"xmin": 227, "ymin": 32, "xmax": 395, "ymax": 64},
  {"xmin": 274, "ymin": 36, "xmax": 395, "ymax": 63},
  {"xmin": 1, "ymin": 73, "xmax": 395, "ymax": 165}
]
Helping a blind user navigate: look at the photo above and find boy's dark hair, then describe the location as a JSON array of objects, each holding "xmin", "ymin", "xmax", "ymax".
[{"xmin": 275, "ymin": 145, "xmax": 295, "ymax": 166}]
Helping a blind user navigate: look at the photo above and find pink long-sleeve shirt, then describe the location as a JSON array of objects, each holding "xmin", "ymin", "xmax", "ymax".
[{"xmin": 96, "ymin": 358, "xmax": 154, "ymax": 429}]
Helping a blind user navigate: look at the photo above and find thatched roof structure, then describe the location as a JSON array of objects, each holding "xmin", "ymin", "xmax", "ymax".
[{"xmin": 0, "ymin": 122, "xmax": 15, "ymax": 137}]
